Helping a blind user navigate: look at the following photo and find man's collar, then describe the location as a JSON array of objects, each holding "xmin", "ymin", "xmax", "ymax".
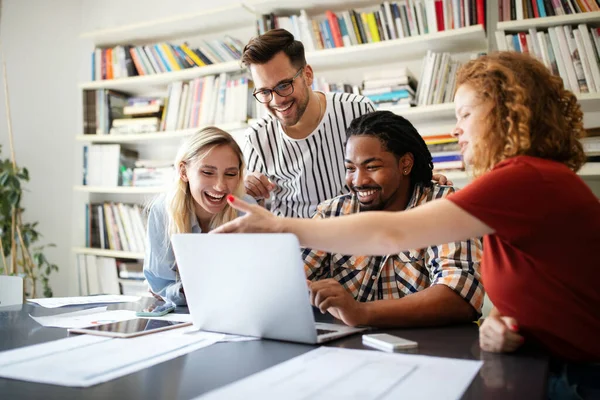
[{"xmin": 405, "ymin": 184, "xmax": 424, "ymax": 210}]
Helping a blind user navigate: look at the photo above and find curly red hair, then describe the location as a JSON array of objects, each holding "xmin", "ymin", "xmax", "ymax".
[{"xmin": 456, "ymin": 52, "xmax": 585, "ymax": 176}]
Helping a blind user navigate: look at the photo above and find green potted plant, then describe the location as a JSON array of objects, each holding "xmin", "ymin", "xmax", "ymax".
[{"xmin": 0, "ymin": 144, "xmax": 58, "ymax": 298}]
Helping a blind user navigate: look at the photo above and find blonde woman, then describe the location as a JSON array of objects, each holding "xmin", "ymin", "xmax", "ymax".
[{"xmin": 144, "ymin": 127, "xmax": 254, "ymax": 305}]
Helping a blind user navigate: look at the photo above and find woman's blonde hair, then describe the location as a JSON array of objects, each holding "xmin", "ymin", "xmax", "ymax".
[
  {"xmin": 164, "ymin": 126, "xmax": 246, "ymax": 236},
  {"xmin": 455, "ymin": 51, "xmax": 586, "ymax": 177}
]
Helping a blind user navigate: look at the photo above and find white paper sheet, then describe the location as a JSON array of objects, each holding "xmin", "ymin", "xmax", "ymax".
[
  {"xmin": 27, "ymin": 295, "xmax": 141, "ymax": 308},
  {"xmin": 198, "ymin": 347, "xmax": 482, "ymax": 400},
  {"xmin": 157, "ymin": 315, "xmax": 259, "ymax": 342},
  {"xmin": 0, "ymin": 326, "xmax": 223, "ymax": 387},
  {"xmin": 30, "ymin": 308, "xmax": 138, "ymax": 328}
]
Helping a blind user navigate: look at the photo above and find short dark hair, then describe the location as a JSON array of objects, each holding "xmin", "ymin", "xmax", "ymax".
[
  {"xmin": 346, "ymin": 111, "xmax": 433, "ymax": 187},
  {"xmin": 241, "ymin": 29, "xmax": 306, "ymax": 68}
]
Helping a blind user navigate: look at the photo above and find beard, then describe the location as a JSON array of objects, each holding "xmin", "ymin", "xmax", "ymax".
[
  {"xmin": 352, "ymin": 186, "xmax": 384, "ymax": 212},
  {"xmin": 268, "ymin": 87, "xmax": 310, "ymax": 127}
]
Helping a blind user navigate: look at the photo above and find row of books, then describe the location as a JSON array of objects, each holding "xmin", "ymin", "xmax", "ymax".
[
  {"xmin": 86, "ymin": 202, "xmax": 148, "ymax": 253},
  {"xmin": 362, "ymin": 68, "xmax": 417, "ymax": 108},
  {"xmin": 496, "ymin": 24, "xmax": 600, "ymax": 94},
  {"xmin": 91, "ymin": 36, "xmax": 244, "ymax": 81},
  {"xmin": 132, "ymin": 160, "xmax": 175, "ymax": 187},
  {"xmin": 425, "ymin": 133, "xmax": 464, "ymax": 171},
  {"xmin": 83, "ymin": 73, "xmax": 252, "ymax": 135},
  {"xmin": 257, "ymin": 1, "xmax": 485, "ymax": 52},
  {"xmin": 415, "ymin": 51, "xmax": 463, "ymax": 106},
  {"xmin": 76, "ymin": 255, "xmax": 148, "ymax": 296},
  {"xmin": 498, "ymin": 0, "xmax": 600, "ymax": 22},
  {"xmin": 161, "ymin": 73, "xmax": 250, "ymax": 131},
  {"xmin": 83, "ymin": 89, "xmax": 128, "ymax": 135}
]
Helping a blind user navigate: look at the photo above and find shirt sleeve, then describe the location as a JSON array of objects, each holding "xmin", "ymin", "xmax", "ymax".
[
  {"xmin": 447, "ymin": 159, "xmax": 551, "ymax": 241},
  {"xmin": 426, "ymin": 237, "xmax": 485, "ymax": 314},
  {"xmin": 302, "ymin": 201, "xmax": 332, "ymax": 281},
  {"xmin": 243, "ymin": 127, "xmax": 266, "ymax": 175},
  {"xmin": 143, "ymin": 201, "xmax": 186, "ymax": 306}
]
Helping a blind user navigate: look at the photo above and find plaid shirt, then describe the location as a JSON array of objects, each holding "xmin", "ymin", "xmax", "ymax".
[{"xmin": 302, "ymin": 184, "xmax": 484, "ymax": 313}]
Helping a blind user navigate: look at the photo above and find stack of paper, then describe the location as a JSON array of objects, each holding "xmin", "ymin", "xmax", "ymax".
[{"xmin": 0, "ymin": 327, "xmax": 222, "ymax": 387}]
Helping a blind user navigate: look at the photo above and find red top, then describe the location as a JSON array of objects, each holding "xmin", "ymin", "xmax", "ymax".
[{"xmin": 449, "ymin": 156, "xmax": 600, "ymax": 362}]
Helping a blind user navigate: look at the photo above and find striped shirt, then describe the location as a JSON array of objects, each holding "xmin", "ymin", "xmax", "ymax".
[
  {"xmin": 243, "ymin": 92, "xmax": 375, "ymax": 218},
  {"xmin": 302, "ymin": 184, "xmax": 485, "ymax": 313}
]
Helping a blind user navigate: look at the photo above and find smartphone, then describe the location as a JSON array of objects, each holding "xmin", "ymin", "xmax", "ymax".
[
  {"xmin": 362, "ymin": 333, "xmax": 418, "ymax": 352},
  {"xmin": 68, "ymin": 318, "xmax": 191, "ymax": 338},
  {"xmin": 135, "ymin": 303, "xmax": 176, "ymax": 317}
]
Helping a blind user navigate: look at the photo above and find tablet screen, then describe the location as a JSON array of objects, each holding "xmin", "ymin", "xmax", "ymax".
[{"xmin": 70, "ymin": 318, "xmax": 190, "ymax": 338}]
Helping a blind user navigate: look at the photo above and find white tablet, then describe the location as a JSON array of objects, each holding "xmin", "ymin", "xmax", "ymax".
[{"xmin": 68, "ymin": 318, "xmax": 191, "ymax": 338}]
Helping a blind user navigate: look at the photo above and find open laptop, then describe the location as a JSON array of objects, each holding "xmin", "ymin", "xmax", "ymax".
[{"xmin": 171, "ymin": 233, "xmax": 366, "ymax": 344}]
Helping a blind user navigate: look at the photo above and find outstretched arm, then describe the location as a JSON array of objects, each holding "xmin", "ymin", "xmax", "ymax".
[{"xmin": 213, "ymin": 195, "xmax": 494, "ymax": 256}]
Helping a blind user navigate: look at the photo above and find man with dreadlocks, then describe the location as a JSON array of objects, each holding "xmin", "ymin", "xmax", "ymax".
[{"xmin": 302, "ymin": 111, "xmax": 484, "ymax": 328}]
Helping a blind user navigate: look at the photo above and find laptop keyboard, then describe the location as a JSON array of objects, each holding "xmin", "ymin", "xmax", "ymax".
[{"xmin": 317, "ymin": 329, "xmax": 337, "ymax": 336}]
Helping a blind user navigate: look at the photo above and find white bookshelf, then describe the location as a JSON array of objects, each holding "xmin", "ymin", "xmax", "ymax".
[
  {"xmin": 497, "ymin": 11, "xmax": 600, "ymax": 31},
  {"xmin": 79, "ymin": 26, "xmax": 487, "ymax": 91},
  {"xmin": 73, "ymin": 247, "xmax": 144, "ymax": 260},
  {"xmin": 74, "ymin": 185, "xmax": 167, "ymax": 194},
  {"xmin": 76, "ymin": 122, "xmax": 248, "ymax": 143}
]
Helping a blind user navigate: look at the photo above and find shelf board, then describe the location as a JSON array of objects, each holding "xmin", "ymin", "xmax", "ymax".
[
  {"xmin": 73, "ymin": 186, "xmax": 167, "ymax": 194},
  {"xmin": 383, "ymin": 102, "xmax": 456, "ymax": 122},
  {"xmin": 247, "ymin": 0, "xmax": 385, "ymax": 15},
  {"xmin": 72, "ymin": 247, "xmax": 144, "ymax": 259},
  {"xmin": 578, "ymin": 92, "xmax": 600, "ymax": 113},
  {"xmin": 384, "ymin": 92, "xmax": 599, "ymax": 122},
  {"xmin": 307, "ymin": 25, "xmax": 487, "ymax": 70},
  {"xmin": 437, "ymin": 162, "xmax": 600, "ymax": 183},
  {"xmin": 579, "ymin": 162, "xmax": 600, "ymax": 177},
  {"xmin": 497, "ymin": 11, "xmax": 600, "ymax": 31},
  {"xmin": 76, "ymin": 122, "xmax": 248, "ymax": 143},
  {"xmin": 80, "ymin": 4, "xmax": 255, "ymax": 47},
  {"xmin": 118, "ymin": 279, "xmax": 148, "ymax": 286},
  {"xmin": 79, "ymin": 60, "xmax": 244, "ymax": 92}
]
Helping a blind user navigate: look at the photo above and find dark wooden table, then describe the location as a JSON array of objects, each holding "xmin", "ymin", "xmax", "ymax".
[{"xmin": 0, "ymin": 299, "xmax": 549, "ymax": 399}]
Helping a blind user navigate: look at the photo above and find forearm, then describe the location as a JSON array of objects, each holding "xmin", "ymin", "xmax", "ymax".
[
  {"xmin": 281, "ymin": 211, "xmax": 404, "ymax": 255},
  {"xmin": 359, "ymin": 285, "xmax": 477, "ymax": 328},
  {"xmin": 277, "ymin": 199, "xmax": 491, "ymax": 256}
]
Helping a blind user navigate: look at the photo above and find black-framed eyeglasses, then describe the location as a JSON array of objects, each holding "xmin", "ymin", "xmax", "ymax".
[{"xmin": 252, "ymin": 67, "xmax": 304, "ymax": 103}]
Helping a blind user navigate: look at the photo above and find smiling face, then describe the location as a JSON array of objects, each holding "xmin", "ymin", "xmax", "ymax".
[
  {"xmin": 344, "ymin": 135, "xmax": 412, "ymax": 212},
  {"xmin": 249, "ymin": 51, "xmax": 312, "ymax": 127},
  {"xmin": 452, "ymin": 84, "xmax": 495, "ymax": 166},
  {"xmin": 180, "ymin": 144, "xmax": 241, "ymax": 221}
]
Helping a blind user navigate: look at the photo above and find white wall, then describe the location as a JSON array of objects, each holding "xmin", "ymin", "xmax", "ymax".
[{"xmin": 0, "ymin": 0, "xmax": 85, "ymax": 296}]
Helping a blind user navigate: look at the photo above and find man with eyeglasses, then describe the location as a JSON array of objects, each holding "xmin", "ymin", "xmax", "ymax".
[
  {"xmin": 241, "ymin": 29, "xmax": 376, "ymax": 218},
  {"xmin": 241, "ymin": 29, "xmax": 451, "ymax": 218}
]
